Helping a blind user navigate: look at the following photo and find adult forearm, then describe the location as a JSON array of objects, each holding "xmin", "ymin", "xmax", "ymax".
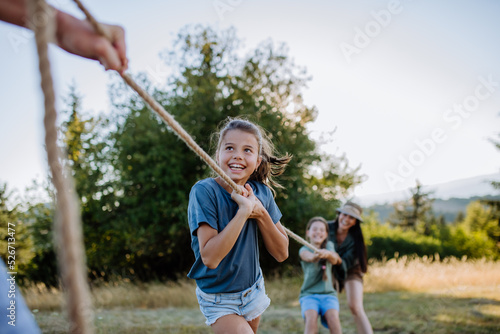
[
  {"xmin": 0, "ymin": 0, "xmax": 29, "ymax": 27},
  {"xmin": 0, "ymin": 0, "xmax": 128, "ymax": 72}
]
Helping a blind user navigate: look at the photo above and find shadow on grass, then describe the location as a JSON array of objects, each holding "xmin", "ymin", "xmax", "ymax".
[{"xmin": 35, "ymin": 291, "xmax": 500, "ymax": 334}]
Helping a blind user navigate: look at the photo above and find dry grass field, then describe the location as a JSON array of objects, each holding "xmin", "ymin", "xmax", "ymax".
[{"xmin": 26, "ymin": 257, "xmax": 500, "ymax": 333}]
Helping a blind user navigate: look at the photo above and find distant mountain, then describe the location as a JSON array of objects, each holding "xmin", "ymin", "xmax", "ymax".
[
  {"xmin": 355, "ymin": 173, "xmax": 500, "ymax": 207},
  {"xmin": 366, "ymin": 194, "xmax": 500, "ymax": 223},
  {"xmin": 426, "ymin": 173, "xmax": 500, "ymax": 200}
]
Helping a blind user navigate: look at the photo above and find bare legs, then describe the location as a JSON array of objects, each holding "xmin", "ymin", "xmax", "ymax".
[
  {"xmin": 304, "ymin": 310, "xmax": 319, "ymax": 334},
  {"xmin": 344, "ymin": 280, "xmax": 373, "ymax": 334},
  {"xmin": 304, "ymin": 309, "xmax": 342, "ymax": 334},
  {"xmin": 211, "ymin": 314, "xmax": 261, "ymax": 334},
  {"xmin": 325, "ymin": 309, "xmax": 342, "ymax": 334}
]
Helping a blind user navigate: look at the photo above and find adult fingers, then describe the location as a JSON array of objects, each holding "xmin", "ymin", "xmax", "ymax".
[{"xmin": 108, "ymin": 25, "xmax": 128, "ymax": 72}]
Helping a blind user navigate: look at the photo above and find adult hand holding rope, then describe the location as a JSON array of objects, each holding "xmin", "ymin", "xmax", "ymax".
[{"xmin": 0, "ymin": 0, "xmax": 128, "ymax": 72}]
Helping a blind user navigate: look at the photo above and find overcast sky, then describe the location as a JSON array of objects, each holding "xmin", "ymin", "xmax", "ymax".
[{"xmin": 1, "ymin": 0, "xmax": 499, "ymax": 200}]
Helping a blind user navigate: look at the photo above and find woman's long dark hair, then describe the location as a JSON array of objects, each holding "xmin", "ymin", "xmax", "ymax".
[{"xmin": 333, "ymin": 218, "xmax": 368, "ymax": 273}]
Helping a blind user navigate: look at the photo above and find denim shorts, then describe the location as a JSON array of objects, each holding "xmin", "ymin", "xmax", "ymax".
[
  {"xmin": 195, "ymin": 274, "xmax": 271, "ymax": 326},
  {"xmin": 300, "ymin": 294, "xmax": 339, "ymax": 328}
]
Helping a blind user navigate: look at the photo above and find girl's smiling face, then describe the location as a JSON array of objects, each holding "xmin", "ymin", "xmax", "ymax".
[
  {"xmin": 217, "ymin": 129, "xmax": 262, "ymax": 185},
  {"xmin": 306, "ymin": 220, "xmax": 328, "ymax": 246}
]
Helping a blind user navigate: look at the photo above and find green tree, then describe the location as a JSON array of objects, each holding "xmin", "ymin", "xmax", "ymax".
[
  {"xmin": 59, "ymin": 86, "xmax": 125, "ymax": 280},
  {"xmin": 483, "ymin": 132, "xmax": 500, "ymax": 248},
  {"xmin": 389, "ymin": 180, "xmax": 435, "ymax": 234},
  {"xmin": 0, "ymin": 183, "xmax": 34, "ymax": 279},
  {"xmin": 45, "ymin": 25, "xmax": 362, "ymax": 282},
  {"xmin": 107, "ymin": 104, "xmax": 195, "ymax": 280},
  {"xmin": 100, "ymin": 25, "xmax": 361, "ymax": 278},
  {"xmin": 20, "ymin": 181, "xmax": 58, "ymax": 286},
  {"xmin": 460, "ymin": 201, "xmax": 499, "ymax": 258}
]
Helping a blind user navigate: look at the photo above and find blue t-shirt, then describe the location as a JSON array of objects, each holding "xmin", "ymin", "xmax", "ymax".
[{"xmin": 187, "ymin": 178, "xmax": 282, "ymax": 293}]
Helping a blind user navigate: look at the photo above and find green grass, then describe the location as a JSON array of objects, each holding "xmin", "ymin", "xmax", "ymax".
[
  {"xmin": 32, "ymin": 286, "xmax": 500, "ymax": 333},
  {"xmin": 29, "ymin": 259, "xmax": 500, "ymax": 333}
]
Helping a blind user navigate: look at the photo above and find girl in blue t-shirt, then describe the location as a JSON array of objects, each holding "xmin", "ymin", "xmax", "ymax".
[
  {"xmin": 188, "ymin": 117, "xmax": 291, "ymax": 333},
  {"xmin": 299, "ymin": 216, "xmax": 343, "ymax": 334}
]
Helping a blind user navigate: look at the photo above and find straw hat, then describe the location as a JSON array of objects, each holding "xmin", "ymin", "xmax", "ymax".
[{"xmin": 336, "ymin": 201, "xmax": 363, "ymax": 222}]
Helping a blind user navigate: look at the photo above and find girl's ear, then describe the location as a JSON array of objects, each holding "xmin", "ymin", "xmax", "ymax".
[{"xmin": 256, "ymin": 155, "xmax": 262, "ymax": 171}]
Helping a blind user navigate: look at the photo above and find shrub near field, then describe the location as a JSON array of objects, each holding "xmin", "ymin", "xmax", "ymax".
[{"xmin": 361, "ymin": 199, "xmax": 500, "ymax": 261}]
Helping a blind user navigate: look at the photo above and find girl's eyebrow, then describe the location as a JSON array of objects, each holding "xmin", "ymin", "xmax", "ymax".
[{"xmin": 224, "ymin": 142, "xmax": 257, "ymax": 149}]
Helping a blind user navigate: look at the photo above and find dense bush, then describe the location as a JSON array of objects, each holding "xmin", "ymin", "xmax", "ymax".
[{"xmin": 362, "ymin": 202, "xmax": 499, "ymax": 261}]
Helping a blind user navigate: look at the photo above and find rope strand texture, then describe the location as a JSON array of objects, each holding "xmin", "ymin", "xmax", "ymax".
[
  {"xmin": 284, "ymin": 227, "xmax": 319, "ymax": 253},
  {"xmin": 29, "ymin": 0, "xmax": 94, "ymax": 333}
]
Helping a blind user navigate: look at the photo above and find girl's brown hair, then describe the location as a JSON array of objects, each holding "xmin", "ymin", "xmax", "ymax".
[{"xmin": 213, "ymin": 117, "xmax": 292, "ymax": 195}]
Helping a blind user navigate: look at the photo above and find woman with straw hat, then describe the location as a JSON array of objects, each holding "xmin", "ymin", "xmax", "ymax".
[{"xmin": 329, "ymin": 202, "xmax": 373, "ymax": 334}]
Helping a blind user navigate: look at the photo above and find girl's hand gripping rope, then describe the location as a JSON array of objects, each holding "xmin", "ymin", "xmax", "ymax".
[{"xmin": 230, "ymin": 184, "xmax": 254, "ymax": 217}]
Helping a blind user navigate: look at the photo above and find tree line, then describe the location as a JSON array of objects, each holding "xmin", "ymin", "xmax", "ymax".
[
  {"xmin": 365, "ymin": 180, "xmax": 500, "ymax": 260},
  {"xmin": 0, "ymin": 26, "xmax": 498, "ymax": 287}
]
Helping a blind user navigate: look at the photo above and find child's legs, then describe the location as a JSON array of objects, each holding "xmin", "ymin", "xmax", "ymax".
[
  {"xmin": 344, "ymin": 279, "xmax": 373, "ymax": 334},
  {"xmin": 324, "ymin": 309, "xmax": 342, "ymax": 334},
  {"xmin": 248, "ymin": 315, "xmax": 261, "ymax": 333},
  {"xmin": 303, "ymin": 309, "xmax": 319, "ymax": 334},
  {"xmin": 211, "ymin": 314, "xmax": 255, "ymax": 334}
]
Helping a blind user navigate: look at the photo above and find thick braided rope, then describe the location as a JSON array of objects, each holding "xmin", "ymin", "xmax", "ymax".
[
  {"xmin": 284, "ymin": 227, "xmax": 319, "ymax": 253},
  {"xmin": 72, "ymin": 0, "xmax": 320, "ymax": 253},
  {"xmin": 28, "ymin": 1, "xmax": 94, "ymax": 333},
  {"xmin": 71, "ymin": 0, "xmax": 239, "ymax": 194},
  {"xmin": 119, "ymin": 74, "xmax": 240, "ymax": 192}
]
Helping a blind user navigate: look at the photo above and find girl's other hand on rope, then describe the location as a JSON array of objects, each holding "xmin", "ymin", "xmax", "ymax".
[
  {"xmin": 315, "ymin": 249, "xmax": 329, "ymax": 260},
  {"xmin": 238, "ymin": 184, "xmax": 250, "ymax": 197},
  {"xmin": 247, "ymin": 186, "xmax": 266, "ymax": 221},
  {"xmin": 231, "ymin": 184, "xmax": 254, "ymax": 217},
  {"xmin": 329, "ymin": 251, "xmax": 343, "ymax": 265},
  {"xmin": 55, "ymin": 10, "xmax": 128, "ymax": 73},
  {"xmin": 316, "ymin": 249, "xmax": 342, "ymax": 265}
]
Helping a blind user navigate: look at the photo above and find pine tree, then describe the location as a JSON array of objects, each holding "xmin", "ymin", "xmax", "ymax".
[{"xmin": 389, "ymin": 180, "xmax": 435, "ymax": 234}]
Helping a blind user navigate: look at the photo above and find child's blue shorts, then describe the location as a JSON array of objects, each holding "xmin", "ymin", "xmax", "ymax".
[
  {"xmin": 195, "ymin": 273, "xmax": 271, "ymax": 326},
  {"xmin": 299, "ymin": 294, "xmax": 340, "ymax": 328}
]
